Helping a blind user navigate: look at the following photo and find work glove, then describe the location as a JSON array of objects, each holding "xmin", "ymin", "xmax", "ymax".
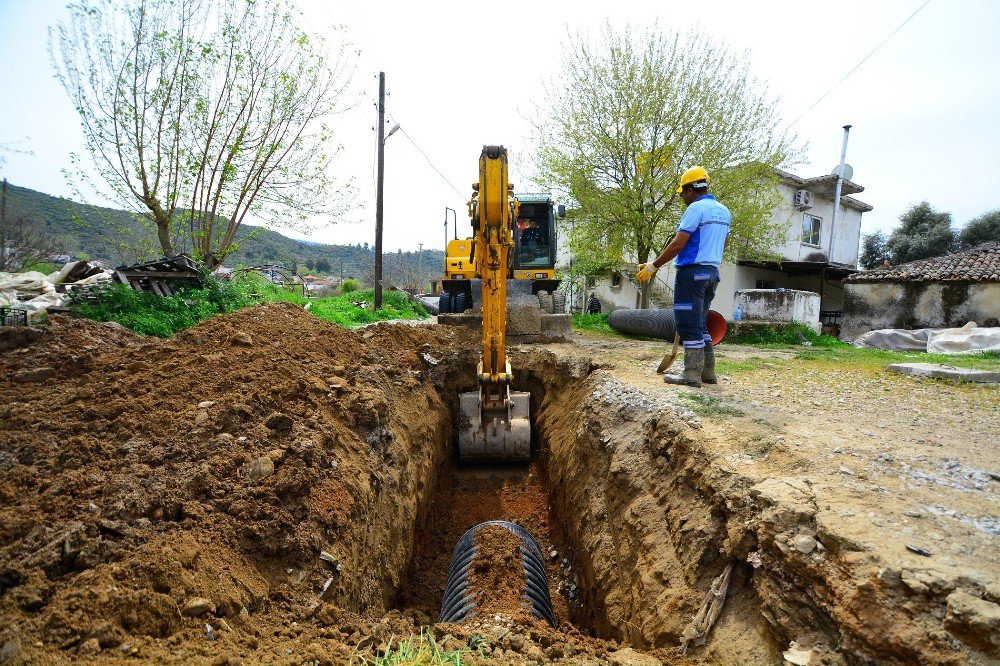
[{"xmin": 635, "ymin": 263, "xmax": 658, "ymax": 283}]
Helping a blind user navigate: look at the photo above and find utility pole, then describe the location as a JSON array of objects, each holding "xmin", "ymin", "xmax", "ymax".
[
  {"xmin": 374, "ymin": 72, "xmax": 386, "ymax": 310},
  {"xmin": 417, "ymin": 242, "xmax": 424, "ymax": 292}
]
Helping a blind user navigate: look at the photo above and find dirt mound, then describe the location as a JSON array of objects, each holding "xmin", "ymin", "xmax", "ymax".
[
  {"xmin": 467, "ymin": 525, "xmax": 535, "ymax": 625},
  {"xmin": 0, "ymin": 303, "xmax": 470, "ymax": 662}
]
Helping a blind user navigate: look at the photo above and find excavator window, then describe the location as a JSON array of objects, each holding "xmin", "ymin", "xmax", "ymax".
[{"xmin": 514, "ymin": 203, "xmax": 554, "ymax": 269}]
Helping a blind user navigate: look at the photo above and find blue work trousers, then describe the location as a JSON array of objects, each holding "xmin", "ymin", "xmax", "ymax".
[{"xmin": 673, "ymin": 264, "xmax": 719, "ymax": 349}]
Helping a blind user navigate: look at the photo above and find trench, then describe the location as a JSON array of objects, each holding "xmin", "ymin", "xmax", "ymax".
[{"xmin": 358, "ymin": 347, "xmax": 784, "ymax": 662}]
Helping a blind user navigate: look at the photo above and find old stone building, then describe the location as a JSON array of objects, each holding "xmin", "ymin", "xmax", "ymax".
[{"xmin": 840, "ymin": 241, "xmax": 1000, "ymax": 340}]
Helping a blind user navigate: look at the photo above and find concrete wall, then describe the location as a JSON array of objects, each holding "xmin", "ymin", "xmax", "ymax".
[
  {"xmin": 841, "ymin": 281, "xmax": 1000, "ymax": 341},
  {"xmin": 734, "ymin": 289, "xmax": 821, "ymax": 331}
]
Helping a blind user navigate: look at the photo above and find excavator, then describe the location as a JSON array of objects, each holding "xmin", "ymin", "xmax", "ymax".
[{"xmin": 456, "ymin": 146, "xmax": 533, "ymax": 463}]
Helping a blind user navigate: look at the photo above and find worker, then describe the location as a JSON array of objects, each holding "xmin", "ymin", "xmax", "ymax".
[
  {"xmin": 635, "ymin": 166, "xmax": 731, "ymax": 387},
  {"xmin": 521, "ymin": 219, "xmax": 543, "ymax": 246}
]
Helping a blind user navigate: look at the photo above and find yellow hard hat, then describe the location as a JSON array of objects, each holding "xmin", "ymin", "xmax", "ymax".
[{"xmin": 676, "ymin": 166, "xmax": 710, "ymax": 194}]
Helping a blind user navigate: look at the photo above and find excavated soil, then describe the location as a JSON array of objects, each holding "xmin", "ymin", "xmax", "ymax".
[
  {"xmin": 1, "ymin": 306, "xmax": 997, "ymax": 664},
  {"xmin": 466, "ymin": 525, "xmax": 535, "ymax": 626}
]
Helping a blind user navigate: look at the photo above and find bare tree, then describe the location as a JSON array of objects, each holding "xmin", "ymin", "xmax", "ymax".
[
  {"xmin": 0, "ymin": 180, "xmax": 63, "ymax": 272},
  {"xmin": 51, "ymin": 0, "xmax": 356, "ymax": 268}
]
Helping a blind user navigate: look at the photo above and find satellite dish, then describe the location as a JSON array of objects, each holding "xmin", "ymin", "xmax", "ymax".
[{"xmin": 831, "ymin": 163, "xmax": 854, "ymax": 181}]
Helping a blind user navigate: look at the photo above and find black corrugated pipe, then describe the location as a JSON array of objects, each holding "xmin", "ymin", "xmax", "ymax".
[
  {"xmin": 608, "ymin": 308, "xmax": 677, "ymax": 339},
  {"xmin": 439, "ymin": 520, "xmax": 555, "ymax": 627}
]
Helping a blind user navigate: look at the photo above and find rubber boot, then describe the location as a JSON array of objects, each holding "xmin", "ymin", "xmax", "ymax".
[
  {"xmin": 702, "ymin": 344, "xmax": 718, "ymax": 384},
  {"xmin": 664, "ymin": 347, "xmax": 704, "ymax": 387}
]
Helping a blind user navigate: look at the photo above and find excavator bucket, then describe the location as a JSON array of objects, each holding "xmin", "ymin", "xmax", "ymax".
[{"xmin": 457, "ymin": 391, "xmax": 531, "ymax": 463}]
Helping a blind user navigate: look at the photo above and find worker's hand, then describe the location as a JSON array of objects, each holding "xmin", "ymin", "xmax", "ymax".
[{"xmin": 635, "ymin": 263, "xmax": 658, "ymax": 283}]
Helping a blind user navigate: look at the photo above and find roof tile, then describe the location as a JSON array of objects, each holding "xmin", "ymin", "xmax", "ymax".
[{"xmin": 845, "ymin": 242, "xmax": 1000, "ymax": 283}]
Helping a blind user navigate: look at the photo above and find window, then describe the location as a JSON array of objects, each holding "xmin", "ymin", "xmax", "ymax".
[
  {"xmin": 756, "ymin": 280, "xmax": 776, "ymax": 289},
  {"xmin": 611, "ymin": 271, "xmax": 622, "ymax": 288},
  {"xmin": 802, "ymin": 214, "xmax": 822, "ymax": 246}
]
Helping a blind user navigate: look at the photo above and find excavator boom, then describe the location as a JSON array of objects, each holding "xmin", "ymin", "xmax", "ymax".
[{"xmin": 457, "ymin": 146, "xmax": 532, "ymax": 463}]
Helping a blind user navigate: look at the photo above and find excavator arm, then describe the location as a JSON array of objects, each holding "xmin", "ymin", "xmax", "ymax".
[{"xmin": 457, "ymin": 146, "xmax": 531, "ymax": 462}]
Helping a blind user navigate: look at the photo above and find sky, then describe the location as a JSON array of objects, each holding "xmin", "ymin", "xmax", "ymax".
[{"xmin": 2, "ymin": 0, "xmax": 999, "ymax": 256}]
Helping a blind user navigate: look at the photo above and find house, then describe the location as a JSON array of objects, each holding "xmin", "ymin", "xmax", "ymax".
[
  {"xmin": 576, "ymin": 168, "xmax": 873, "ymax": 325},
  {"xmin": 840, "ymin": 242, "xmax": 1000, "ymax": 341}
]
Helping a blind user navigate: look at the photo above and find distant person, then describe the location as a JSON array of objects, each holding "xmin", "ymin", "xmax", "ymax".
[
  {"xmin": 635, "ymin": 166, "xmax": 731, "ymax": 387},
  {"xmin": 587, "ymin": 292, "xmax": 601, "ymax": 315}
]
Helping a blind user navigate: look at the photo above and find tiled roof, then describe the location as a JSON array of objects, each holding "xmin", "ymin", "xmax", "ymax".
[{"xmin": 845, "ymin": 242, "xmax": 1000, "ymax": 283}]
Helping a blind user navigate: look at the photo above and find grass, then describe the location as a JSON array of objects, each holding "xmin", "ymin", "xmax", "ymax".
[
  {"xmin": 571, "ymin": 313, "xmax": 617, "ymax": 335},
  {"xmin": 724, "ymin": 322, "xmax": 845, "ymax": 348},
  {"xmin": 358, "ymin": 630, "xmax": 484, "ymax": 666},
  {"xmin": 677, "ymin": 391, "xmax": 745, "ymax": 417},
  {"xmin": 790, "ymin": 345, "xmax": 1000, "ymax": 372},
  {"xmin": 73, "ymin": 273, "xmax": 427, "ymax": 337}
]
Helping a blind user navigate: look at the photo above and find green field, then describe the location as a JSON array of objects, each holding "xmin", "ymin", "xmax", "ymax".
[{"xmin": 73, "ymin": 274, "xmax": 427, "ymax": 337}]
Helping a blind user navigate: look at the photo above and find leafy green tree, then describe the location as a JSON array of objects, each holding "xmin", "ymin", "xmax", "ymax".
[
  {"xmin": 51, "ymin": 0, "xmax": 355, "ymax": 268},
  {"xmin": 531, "ymin": 24, "xmax": 799, "ymax": 306},
  {"xmin": 859, "ymin": 230, "xmax": 891, "ymax": 269},
  {"xmin": 959, "ymin": 209, "xmax": 1000, "ymax": 249},
  {"xmin": 886, "ymin": 202, "xmax": 956, "ymax": 265}
]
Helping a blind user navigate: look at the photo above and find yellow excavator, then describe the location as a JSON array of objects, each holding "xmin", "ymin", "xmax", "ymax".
[{"xmin": 456, "ymin": 146, "xmax": 532, "ymax": 463}]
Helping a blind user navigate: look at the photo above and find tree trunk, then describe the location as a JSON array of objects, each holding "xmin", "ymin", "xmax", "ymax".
[
  {"xmin": 639, "ymin": 281, "xmax": 651, "ymax": 309},
  {"xmin": 155, "ymin": 220, "xmax": 174, "ymax": 258}
]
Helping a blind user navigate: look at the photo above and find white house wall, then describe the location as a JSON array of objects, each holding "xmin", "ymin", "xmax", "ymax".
[{"xmin": 773, "ymin": 182, "xmax": 863, "ymax": 265}]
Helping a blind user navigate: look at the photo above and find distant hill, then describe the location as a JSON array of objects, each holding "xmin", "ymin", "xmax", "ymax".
[{"xmin": 2, "ymin": 183, "xmax": 445, "ymax": 286}]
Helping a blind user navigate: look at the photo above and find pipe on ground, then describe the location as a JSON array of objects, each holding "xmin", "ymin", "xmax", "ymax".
[{"xmin": 608, "ymin": 308, "xmax": 726, "ymax": 344}]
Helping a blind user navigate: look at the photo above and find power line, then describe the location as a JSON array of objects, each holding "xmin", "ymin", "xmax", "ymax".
[
  {"xmin": 393, "ymin": 122, "xmax": 466, "ymax": 198},
  {"xmin": 788, "ymin": 0, "xmax": 932, "ymax": 128}
]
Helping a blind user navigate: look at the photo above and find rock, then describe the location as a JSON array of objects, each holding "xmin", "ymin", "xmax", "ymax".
[
  {"xmin": 750, "ymin": 477, "xmax": 817, "ymax": 531},
  {"xmin": 233, "ymin": 332, "xmax": 253, "ymax": 346},
  {"xmin": 945, "ymin": 590, "xmax": 1000, "ymax": 651},
  {"xmin": 320, "ymin": 577, "xmax": 336, "ymax": 601},
  {"xmin": 195, "ymin": 411, "xmax": 209, "ymax": 425},
  {"xmin": 13, "ymin": 366, "xmax": 56, "ymax": 383},
  {"xmin": 783, "ymin": 641, "xmax": 812, "ymax": 665},
  {"xmin": 0, "ymin": 638, "xmax": 20, "ymax": 662},
  {"xmin": 183, "ymin": 597, "xmax": 216, "ymax": 617},
  {"xmin": 77, "ymin": 638, "xmax": 101, "ymax": 656},
  {"xmin": 265, "ymin": 413, "xmax": 294, "ymax": 431},
  {"xmin": 22, "ymin": 596, "xmax": 45, "ymax": 612},
  {"xmin": 244, "ymin": 456, "xmax": 274, "ymax": 483},
  {"xmin": 839, "ymin": 465, "xmax": 854, "ymax": 476},
  {"xmin": 198, "ymin": 401, "xmax": 216, "ymax": 409},
  {"xmin": 792, "ymin": 534, "xmax": 818, "ymax": 554}
]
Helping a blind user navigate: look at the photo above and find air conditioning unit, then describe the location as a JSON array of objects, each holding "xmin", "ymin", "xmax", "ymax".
[{"xmin": 793, "ymin": 189, "xmax": 813, "ymax": 210}]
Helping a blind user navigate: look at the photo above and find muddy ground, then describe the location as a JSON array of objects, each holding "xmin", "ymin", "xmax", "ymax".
[{"xmin": 1, "ymin": 305, "xmax": 998, "ymax": 664}]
